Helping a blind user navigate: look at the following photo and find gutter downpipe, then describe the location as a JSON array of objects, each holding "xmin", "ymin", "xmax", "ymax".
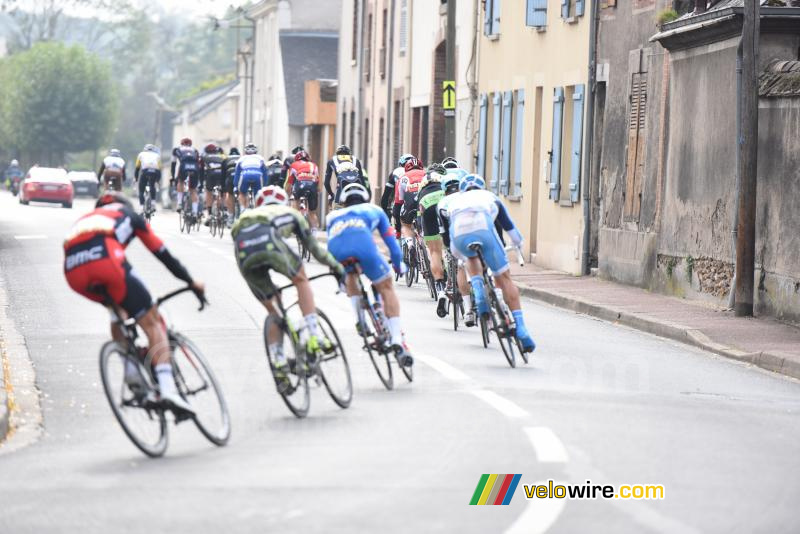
[
  {"xmin": 242, "ymin": 10, "xmax": 257, "ymax": 143},
  {"xmin": 581, "ymin": 0, "xmax": 600, "ymax": 276},
  {"xmin": 384, "ymin": 0, "xmax": 397, "ymax": 195},
  {"xmin": 728, "ymin": 38, "xmax": 744, "ymax": 309}
]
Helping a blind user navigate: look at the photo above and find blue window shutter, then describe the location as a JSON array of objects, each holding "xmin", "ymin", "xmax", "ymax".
[
  {"xmin": 477, "ymin": 94, "xmax": 488, "ymax": 175},
  {"xmin": 549, "ymin": 87, "xmax": 564, "ymax": 201},
  {"xmin": 514, "ymin": 89, "xmax": 525, "ymax": 196},
  {"xmin": 576, "ymin": 0, "xmax": 585, "ymax": 17},
  {"xmin": 569, "ymin": 84, "xmax": 585, "ymax": 203},
  {"xmin": 500, "ymin": 91, "xmax": 513, "ymax": 195},
  {"xmin": 527, "ymin": 0, "xmax": 548, "ymax": 27},
  {"xmin": 526, "ymin": 0, "xmax": 535, "ymax": 25},
  {"xmin": 491, "ymin": 92, "xmax": 502, "ymax": 193},
  {"xmin": 492, "ymin": 0, "xmax": 501, "ymax": 35},
  {"xmin": 561, "ymin": 0, "xmax": 570, "ymax": 19},
  {"xmin": 484, "ymin": 0, "xmax": 492, "ymax": 35}
]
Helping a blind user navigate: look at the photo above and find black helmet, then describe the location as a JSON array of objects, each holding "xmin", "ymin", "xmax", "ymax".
[
  {"xmin": 336, "ymin": 144, "xmax": 351, "ymax": 156},
  {"xmin": 96, "ymin": 191, "xmax": 132, "ymax": 209},
  {"xmin": 244, "ymin": 143, "xmax": 258, "ymax": 155},
  {"xmin": 291, "ymin": 145, "xmax": 305, "ymax": 155},
  {"xmin": 229, "ymin": 147, "xmax": 240, "ymax": 156},
  {"xmin": 442, "ymin": 157, "xmax": 459, "ymax": 169}
]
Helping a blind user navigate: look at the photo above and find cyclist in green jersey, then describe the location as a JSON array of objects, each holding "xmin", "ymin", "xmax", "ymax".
[{"xmin": 417, "ymin": 163, "xmax": 448, "ymax": 317}]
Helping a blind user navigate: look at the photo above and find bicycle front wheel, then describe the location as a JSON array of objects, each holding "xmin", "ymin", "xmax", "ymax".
[
  {"xmin": 263, "ymin": 316, "xmax": 310, "ymax": 418},
  {"xmin": 315, "ymin": 309, "xmax": 353, "ymax": 409},
  {"xmin": 171, "ymin": 333, "xmax": 231, "ymax": 446},
  {"xmin": 99, "ymin": 342, "xmax": 167, "ymax": 458}
]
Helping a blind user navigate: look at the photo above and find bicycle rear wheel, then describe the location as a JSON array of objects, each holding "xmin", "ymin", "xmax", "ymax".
[
  {"xmin": 99, "ymin": 342, "xmax": 167, "ymax": 457},
  {"xmin": 263, "ymin": 316, "xmax": 310, "ymax": 418},
  {"xmin": 364, "ymin": 303, "xmax": 393, "ymax": 390},
  {"xmin": 487, "ymin": 290, "xmax": 516, "ymax": 368},
  {"xmin": 171, "ymin": 333, "xmax": 231, "ymax": 446},
  {"xmin": 405, "ymin": 246, "xmax": 416, "ymax": 287},
  {"xmin": 480, "ymin": 313, "xmax": 491, "ymax": 348},
  {"xmin": 399, "ymin": 356, "xmax": 414, "ymax": 382},
  {"xmin": 315, "ymin": 309, "xmax": 353, "ymax": 408}
]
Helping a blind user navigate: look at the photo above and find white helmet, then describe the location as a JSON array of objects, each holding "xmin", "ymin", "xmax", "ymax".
[
  {"xmin": 255, "ymin": 185, "xmax": 289, "ymax": 207},
  {"xmin": 340, "ymin": 183, "xmax": 370, "ymax": 206},
  {"xmin": 10, "ymin": 159, "xmax": 18, "ymax": 166}
]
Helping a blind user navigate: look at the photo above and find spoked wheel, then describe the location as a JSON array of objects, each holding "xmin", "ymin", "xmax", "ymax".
[
  {"xmin": 480, "ymin": 313, "xmax": 491, "ymax": 348},
  {"xmin": 218, "ymin": 211, "xmax": 226, "ymax": 239},
  {"xmin": 399, "ymin": 356, "xmax": 414, "ymax": 382},
  {"xmin": 362, "ymin": 307, "xmax": 393, "ymax": 390},
  {"xmin": 422, "ymin": 250, "xmax": 436, "ymax": 300},
  {"xmin": 170, "ymin": 333, "xmax": 231, "ymax": 446},
  {"xmin": 99, "ymin": 342, "xmax": 167, "ymax": 458},
  {"xmin": 263, "ymin": 315, "xmax": 310, "ymax": 418},
  {"xmin": 179, "ymin": 204, "xmax": 187, "ymax": 233},
  {"xmin": 452, "ymin": 292, "xmax": 463, "ymax": 331},
  {"xmin": 487, "ymin": 290, "xmax": 516, "ymax": 368},
  {"xmin": 315, "ymin": 309, "xmax": 353, "ymax": 408},
  {"xmin": 405, "ymin": 246, "xmax": 416, "ymax": 287},
  {"xmin": 209, "ymin": 206, "xmax": 217, "ymax": 236}
]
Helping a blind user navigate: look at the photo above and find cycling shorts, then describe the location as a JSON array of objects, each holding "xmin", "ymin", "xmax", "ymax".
[
  {"xmin": 450, "ymin": 213, "xmax": 509, "ymax": 275},
  {"xmin": 224, "ymin": 174, "xmax": 235, "ymax": 195},
  {"xmin": 64, "ymin": 236, "xmax": 153, "ymax": 319},
  {"xmin": 328, "ymin": 229, "xmax": 391, "ymax": 284},
  {"xmin": 418, "ymin": 191, "xmax": 444, "ymax": 241},
  {"xmin": 205, "ymin": 171, "xmax": 224, "ymax": 191},
  {"xmin": 178, "ymin": 169, "xmax": 200, "ymax": 189},
  {"xmin": 237, "ymin": 173, "xmax": 263, "ymax": 195},
  {"xmin": 235, "ymin": 223, "xmax": 301, "ymax": 300},
  {"xmin": 391, "ymin": 203, "xmax": 402, "ymax": 234},
  {"xmin": 292, "ymin": 181, "xmax": 318, "ymax": 211},
  {"xmin": 399, "ymin": 194, "xmax": 419, "ymax": 225}
]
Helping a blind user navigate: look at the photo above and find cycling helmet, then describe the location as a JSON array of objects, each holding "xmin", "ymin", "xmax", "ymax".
[
  {"xmin": 10, "ymin": 159, "xmax": 18, "ymax": 166},
  {"xmin": 460, "ymin": 174, "xmax": 486, "ymax": 192},
  {"xmin": 441, "ymin": 175, "xmax": 461, "ymax": 195},
  {"xmin": 398, "ymin": 153, "xmax": 414, "ymax": 168},
  {"xmin": 291, "ymin": 145, "xmax": 305, "ymax": 155},
  {"xmin": 244, "ymin": 143, "xmax": 258, "ymax": 155},
  {"xmin": 404, "ymin": 157, "xmax": 423, "ymax": 173},
  {"xmin": 294, "ymin": 150, "xmax": 310, "ymax": 162},
  {"xmin": 268, "ymin": 153, "xmax": 282, "ymax": 161},
  {"xmin": 255, "ymin": 185, "xmax": 289, "ymax": 207},
  {"xmin": 143, "ymin": 144, "xmax": 158, "ymax": 153},
  {"xmin": 336, "ymin": 144, "xmax": 351, "ymax": 156},
  {"xmin": 204, "ymin": 143, "xmax": 217, "ymax": 154},
  {"xmin": 229, "ymin": 147, "xmax": 240, "ymax": 156},
  {"xmin": 180, "ymin": 137, "xmax": 192, "ymax": 146},
  {"xmin": 108, "ymin": 148, "xmax": 121, "ymax": 158},
  {"xmin": 442, "ymin": 157, "xmax": 459, "ymax": 169},
  {"xmin": 340, "ymin": 183, "xmax": 369, "ymax": 206},
  {"xmin": 96, "ymin": 191, "xmax": 132, "ymax": 209}
]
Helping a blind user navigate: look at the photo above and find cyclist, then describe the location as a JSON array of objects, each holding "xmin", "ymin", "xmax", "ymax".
[
  {"xmin": 282, "ymin": 145, "xmax": 305, "ymax": 181},
  {"xmin": 63, "ymin": 191, "xmax": 205, "ymax": 414},
  {"xmin": 417, "ymin": 163, "xmax": 448, "ymax": 317},
  {"xmin": 380, "ymin": 154, "xmax": 414, "ymax": 236},
  {"xmin": 439, "ymin": 175, "xmax": 535, "ymax": 352},
  {"xmin": 324, "ymin": 145, "xmax": 366, "ymax": 208},
  {"xmin": 397, "ymin": 156, "xmax": 426, "ymax": 248},
  {"xmin": 134, "ymin": 144, "xmax": 161, "ymax": 213},
  {"xmin": 172, "ymin": 138, "xmax": 203, "ymax": 221},
  {"xmin": 265, "ymin": 154, "xmax": 285, "ymax": 187},
  {"xmin": 224, "ymin": 148, "xmax": 240, "ymax": 228},
  {"xmin": 201, "ymin": 144, "xmax": 227, "ymax": 226},
  {"xmin": 442, "ymin": 157, "xmax": 468, "ymax": 184},
  {"xmin": 234, "ymin": 143, "xmax": 268, "ymax": 213},
  {"xmin": 325, "ymin": 183, "xmax": 413, "ymax": 367},
  {"xmin": 231, "ymin": 185, "xmax": 345, "ymax": 386},
  {"xmin": 5, "ymin": 159, "xmax": 23, "ymax": 193},
  {"xmin": 97, "ymin": 149, "xmax": 126, "ymax": 192},
  {"xmin": 284, "ymin": 150, "xmax": 321, "ymax": 230}
]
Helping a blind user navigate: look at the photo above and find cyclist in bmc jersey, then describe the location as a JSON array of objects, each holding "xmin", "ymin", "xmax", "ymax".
[
  {"xmin": 231, "ymin": 185, "xmax": 345, "ymax": 386},
  {"xmin": 439, "ymin": 175, "xmax": 535, "ymax": 352},
  {"xmin": 324, "ymin": 145, "xmax": 366, "ymax": 208},
  {"xmin": 326, "ymin": 183, "xmax": 413, "ymax": 367},
  {"xmin": 380, "ymin": 153, "xmax": 414, "ymax": 235},
  {"xmin": 417, "ymin": 163, "xmax": 449, "ymax": 317},
  {"xmin": 172, "ymin": 138, "xmax": 203, "ymax": 219},
  {"xmin": 201, "ymin": 144, "xmax": 227, "ymax": 226},
  {"xmin": 134, "ymin": 144, "xmax": 161, "ymax": 211},
  {"xmin": 98, "ymin": 148, "xmax": 127, "ymax": 192},
  {"xmin": 63, "ymin": 191, "xmax": 205, "ymax": 414},
  {"xmin": 234, "ymin": 143, "xmax": 268, "ymax": 213},
  {"xmin": 284, "ymin": 150, "xmax": 320, "ymax": 230}
]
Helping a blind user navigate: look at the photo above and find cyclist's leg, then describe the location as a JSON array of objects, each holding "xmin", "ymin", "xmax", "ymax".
[
  {"xmin": 176, "ymin": 173, "xmax": 185, "ymax": 210},
  {"xmin": 328, "ymin": 234, "xmax": 366, "ymax": 328},
  {"xmin": 189, "ymin": 172, "xmax": 200, "ymax": 216},
  {"xmin": 137, "ymin": 176, "xmax": 147, "ymax": 207},
  {"xmin": 305, "ymin": 182, "xmax": 320, "ymax": 229}
]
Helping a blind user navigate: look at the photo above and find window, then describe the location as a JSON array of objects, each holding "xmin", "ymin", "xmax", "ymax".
[
  {"xmin": 491, "ymin": 92, "xmax": 502, "ymax": 192},
  {"xmin": 351, "ymin": 0, "xmax": 359, "ymax": 62},
  {"xmin": 549, "ymin": 85, "xmax": 585, "ymax": 203},
  {"xmin": 526, "ymin": 0, "xmax": 547, "ymax": 28},
  {"xmin": 411, "ymin": 106, "xmax": 430, "ymax": 164},
  {"xmin": 365, "ymin": 13, "xmax": 373, "ymax": 82},
  {"xmin": 399, "ymin": 0, "xmax": 408, "ymax": 56},
  {"xmin": 380, "ymin": 8, "xmax": 387, "ymax": 79},
  {"xmin": 549, "ymin": 87, "xmax": 564, "ymax": 201},
  {"xmin": 484, "ymin": 0, "xmax": 501, "ymax": 37},
  {"xmin": 560, "ymin": 0, "xmax": 586, "ymax": 19},
  {"xmin": 625, "ymin": 73, "xmax": 648, "ymax": 220},
  {"xmin": 512, "ymin": 89, "xmax": 525, "ymax": 196}
]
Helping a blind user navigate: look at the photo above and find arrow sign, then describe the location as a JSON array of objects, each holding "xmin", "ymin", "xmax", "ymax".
[{"xmin": 442, "ymin": 81, "xmax": 456, "ymax": 110}]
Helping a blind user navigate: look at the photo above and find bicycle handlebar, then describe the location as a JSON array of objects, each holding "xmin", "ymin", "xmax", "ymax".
[
  {"xmin": 276, "ymin": 272, "xmax": 338, "ymax": 294},
  {"xmin": 156, "ymin": 286, "xmax": 208, "ymax": 311},
  {"xmin": 505, "ymin": 245, "xmax": 525, "ymax": 267}
]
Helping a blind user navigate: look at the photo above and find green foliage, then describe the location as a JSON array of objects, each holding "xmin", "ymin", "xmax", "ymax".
[
  {"xmin": 657, "ymin": 8, "xmax": 679, "ymax": 25},
  {"xmin": 0, "ymin": 42, "xmax": 118, "ymax": 165},
  {"xmin": 666, "ymin": 257, "xmax": 678, "ymax": 278}
]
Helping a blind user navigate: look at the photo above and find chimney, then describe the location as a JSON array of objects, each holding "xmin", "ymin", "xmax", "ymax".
[{"xmin": 694, "ymin": 0, "xmax": 707, "ymax": 13}]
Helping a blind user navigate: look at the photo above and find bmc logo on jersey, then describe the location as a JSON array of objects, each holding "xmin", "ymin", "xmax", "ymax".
[{"xmin": 65, "ymin": 245, "xmax": 106, "ymax": 271}]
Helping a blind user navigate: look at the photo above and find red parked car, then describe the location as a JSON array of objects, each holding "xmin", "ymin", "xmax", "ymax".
[{"xmin": 19, "ymin": 166, "xmax": 74, "ymax": 208}]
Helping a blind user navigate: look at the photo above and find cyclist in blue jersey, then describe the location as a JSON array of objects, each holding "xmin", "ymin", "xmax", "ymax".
[
  {"xmin": 325, "ymin": 183, "xmax": 414, "ymax": 367},
  {"xmin": 439, "ymin": 174, "xmax": 535, "ymax": 352},
  {"xmin": 234, "ymin": 143, "xmax": 268, "ymax": 213}
]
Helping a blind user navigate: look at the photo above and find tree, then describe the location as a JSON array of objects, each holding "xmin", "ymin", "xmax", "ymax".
[{"xmin": 0, "ymin": 42, "xmax": 118, "ymax": 165}]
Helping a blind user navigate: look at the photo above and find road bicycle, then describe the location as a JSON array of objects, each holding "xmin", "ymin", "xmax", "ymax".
[
  {"xmin": 141, "ymin": 181, "xmax": 156, "ymax": 223},
  {"xmin": 295, "ymin": 195, "xmax": 312, "ymax": 262},
  {"xmin": 178, "ymin": 173, "xmax": 202, "ymax": 233},
  {"xmin": 98, "ymin": 286, "xmax": 230, "ymax": 457},
  {"xmin": 263, "ymin": 273, "xmax": 352, "ymax": 418},
  {"xmin": 445, "ymin": 248, "xmax": 466, "ymax": 331},
  {"xmin": 472, "ymin": 244, "xmax": 530, "ymax": 368},
  {"xmin": 207, "ymin": 185, "xmax": 226, "ymax": 238},
  {"xmin": 342, "ymin": 259, "xmax": 413, "ymax": 390}
]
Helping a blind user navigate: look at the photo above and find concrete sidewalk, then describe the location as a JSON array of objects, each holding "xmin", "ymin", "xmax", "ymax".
[{"xmin": 510, "ymin": 263, "xmax": 800, "ymax": 380}]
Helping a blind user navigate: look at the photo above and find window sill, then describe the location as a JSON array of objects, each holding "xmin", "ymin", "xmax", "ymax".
[
  {"xmin": 534, "ymin": 26, "xmax": 546, "ymax": 33},
  {"xmin": 486, "ymin": 33, "xmax": 500, "ymax": 41},
  {"xmin": 558, "ymin": 199, "xmax": 575, "ymax": 208},
  {"xmin": 506, "ymin": 195, "xmax": 522, "ymax": 203},
  {"xmin": 564, "ymin": 16, "xmax": 578, "ymax": 24}
]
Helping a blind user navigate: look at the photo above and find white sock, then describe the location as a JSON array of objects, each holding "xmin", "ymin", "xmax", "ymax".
[
  {"xmin": 177, "ymin": 192, "xmax": 184, "ymax": 205},
  {"xmin": 269, "ymin": 343, "xmax": 286, "ymax": 365},
  {"xmin": 154, "ymin": 363, "xmax": 176, "ymax": 395},
  {"xmin": 304, "ymin": 313, "xmax": 320, "ymax": 337},
  {"xmin": 350, "ymin": 296, "xmax": 365, "ymax": 325},
  {"xmin": 465, "ymin": 293, "xmax": 473, "ymax": 310},
  {"xmin": 387, "ymin": 316, "xmax": 403, "ymax": 346},
  {"xmin": 192, "ymin": 201, "xmax": 199, "ymax": 215}
]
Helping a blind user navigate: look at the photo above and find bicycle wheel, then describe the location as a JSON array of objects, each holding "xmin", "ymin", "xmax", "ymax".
[
  {"xmin": 405, "ymin": 246, "xmax": 416, "ymax": 287},
  {"xmin": 453, "ymin": 291, "xmax": 461, "ymax": 331},
  {"xmin": 179, "ymin": 202, "xmax": 187, "ymax": 233},
  {"xmin": 515, "ymin": 336, "xmax": 530, "ymax": 365},
  {"xmin": 487, "ymin": 289, "xmax": 516, "ymax": 368},
  {"xmin": 209, "ymin": 204, "xmax": 217, "ymax": 236},
  {"xmin": 315, "ymin": 309, "xmax": 353, "ymax": 409},
  {"xmin": 171, "ymin": 333, "xmax": 231, "ymax": 446},
  {"xmin": 399, "ymin": 356, "xmax": 414, "ymax": 382},
  {"xmin": 263, "ymin": 315, "xmax": 310, "ymax": 418},
  {"xmin": 363, "ymin": 303, "xmax": 393, "ymax": 390},
  {"xmin": 99, "ymin": 342, "xmax": 167, "ymax": 458},
  {"xmin": 480, "ymin": 313, "xmax": 491, "ymax": 348}
]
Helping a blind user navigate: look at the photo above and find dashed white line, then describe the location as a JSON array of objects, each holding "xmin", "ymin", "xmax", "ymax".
[
  {"xmin": 414, "ymin": 353, "xmax": 471, "ymax": 382},
  {"xmin": 13, "ymin": 234, "xmax": 47, "ymax": 240},
  {"xmin": 469, "ymin": 389, "xmax": 529, "ymax": 419},
  {"xmin": 524, "ymin": 427, "xmax": 569, "ymax": 464}
]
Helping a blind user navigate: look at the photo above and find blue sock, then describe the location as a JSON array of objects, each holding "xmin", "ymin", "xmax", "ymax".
[
  {"xmin": 470, "ymin": 276, "xmax": 488, "ymax": 312},
  {"xmin": 512, "ymin": 310, "xmax": 527, "ymax": 331}
]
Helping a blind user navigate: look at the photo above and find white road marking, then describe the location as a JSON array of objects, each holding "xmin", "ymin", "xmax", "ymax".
[
  {"xmin": 13, "ymin": 234, "xmax": 47, "ymax": 240},
  {"xmin": 414, "ymin": 353, "xmax": 471, "ymax": 382},
  {"xmin": 524, "ymin": 427, "xmax": 569, "ymax": 463},
  {"xmin": 469, "ymin": 389, "xmax": 529, "ymax": 419},
  {"xmin": 503, "ymin": 484, "xmax": 567, "ymax": 534}
]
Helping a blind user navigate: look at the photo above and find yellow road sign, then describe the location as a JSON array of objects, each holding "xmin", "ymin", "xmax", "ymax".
[{"xmin": 443, "ymin": 81, "xmax": 456, "ymax": 110}]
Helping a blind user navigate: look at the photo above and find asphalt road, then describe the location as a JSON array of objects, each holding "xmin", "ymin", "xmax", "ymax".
[{"xmin": 0, "ymin": 191, "xmax": 798, "ymax": 533}]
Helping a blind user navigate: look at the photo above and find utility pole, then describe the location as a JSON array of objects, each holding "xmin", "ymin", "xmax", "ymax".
[
  {"xmin": 444, "ymin": 0, "xmax": 456, "ymax": 157},
  {"xmin": 734, "ymin": 0, "xmax": 759, "ymax": 317}
]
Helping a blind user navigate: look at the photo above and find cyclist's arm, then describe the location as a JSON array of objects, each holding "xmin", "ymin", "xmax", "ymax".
[
  {"xmin": 134, "ymin": 158, "xmax": 141, "ymax": 181},
  {"xmin": 284, "ymin": 167, "xmax": 296, "ymax": 192},
  {"xmin": 438, "ymin": 208, "xmax": 451, "ymax": 248},
  {"xmin": 96, "ymin": 162, "xmax": 105, "ymax": 183},
  {"xmin": 323, "ymin": 160, "xmax": 334, "ymax": 198},
  {"xmin": 494, "ymin": 199, "xmax": 522, "ymax": 246},
  {"xmin": 377, "ymin": 210, "xmax": 403, "ymax": 268},
  {"xmin": 298, "ymin": 214, "xmax": 343, "ymax": 273},
  {"xmin": 380, "ymin": 176, "xmax": 394, "ymax": 215},
  {"xmin": 132, "ymin": 214, "xmax": 193, "ymax": 284}
]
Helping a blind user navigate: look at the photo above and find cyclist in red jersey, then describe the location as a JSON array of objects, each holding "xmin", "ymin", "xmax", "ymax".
[
  {"xmin": 63, "ymin": 191, "xmax": 205, "ymax": 415},
  {"xmin": 397, "ymin": 157, "xmax": 426, "ymax": 248},
  {"xmin": 284, "ymin": 150, "xmax": 321, "ymax": 230}
]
